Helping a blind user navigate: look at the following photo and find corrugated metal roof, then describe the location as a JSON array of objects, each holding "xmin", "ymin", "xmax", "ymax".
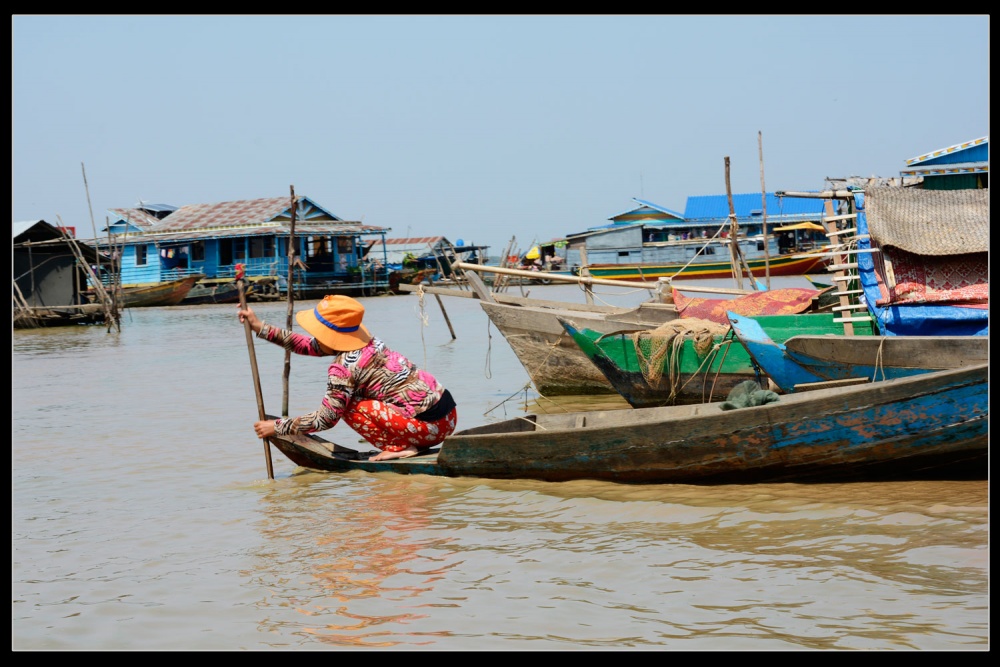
[
  {"xmin": 683, "ymin": 192, "xmax": 827, "ymax": 222},
  {"xmin": 371, "ymin": 236, "xmax": 448, "ymax": 248},
  {"xmin": 108, "ymin": 208, "xmax": 165, "ymax": 231},
  {"xmin": 152, "ymin": 195, "xmax": 344, "ymax": 233},
  {"xmin": 134, "ymin": 203, "xmax": 177, "ymax": 213},
  {"xmin": 95, "ymin": 195, "xmax": 389, "ymax": 245},
  {"xmin": 367, "ymin": 237, "xmax": 448, "ymax": 264},
  {"xmin": 90, "ymin": 221, "xmax": 387, "ymax": 247}
]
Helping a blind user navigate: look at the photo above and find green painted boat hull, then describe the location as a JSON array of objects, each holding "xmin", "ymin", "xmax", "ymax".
[{"xmin": 560, "ymin": 312, "xmax": 876, "ymax": 407}]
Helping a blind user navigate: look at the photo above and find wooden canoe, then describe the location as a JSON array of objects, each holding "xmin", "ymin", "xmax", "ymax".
[
  {"xmin": 113, "ymin": 275, "xmax": 204, "ymax": 308},
  {"xmin": 265, "ymin": 363, "xmax": 988, "ymax": 484},
  {"xmin": 181, "ymin": 280, "xmax": 244, "ymax": 305},
  {"xmin": 728, "ymin": 311, "xmax": 990, "ymax": 393},
  {"xmin": 557, "ymin": 312, "xmax": 878, "ymax": 407}
]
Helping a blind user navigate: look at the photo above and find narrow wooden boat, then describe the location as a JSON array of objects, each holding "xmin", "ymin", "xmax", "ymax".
[
  {"xmin": 477, "ymin": 296, "xmax": 679, "ymax": 395},
  {"xmin": 584, "ymin": 248, "xmax": 829, "ymax": 282},
  {"xmin": 448, "ymin": 263, "xmax": 766, "ymax": 396},
  {"xmin": 727, "ymin": 311, "xmax": 989, "ymax": 393},
  {"xmin": 106, "ymin": 275, "xmax": 204, "ymax": 308},
  {"xmin": 557, "ymin": 312, "xmax": 877, "ymax": 407},
  {"xmin": 265, "ymin": 363, "xmax": 988, "ymax": 484},
  {"xmin": 181, "ymin": 280, "xmax": 244, "ymax": 305}
]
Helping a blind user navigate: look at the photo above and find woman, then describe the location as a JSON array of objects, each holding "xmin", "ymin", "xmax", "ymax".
[{"xmin": 238, "ymin": 294, "xmax": 457, "ymax": 462}]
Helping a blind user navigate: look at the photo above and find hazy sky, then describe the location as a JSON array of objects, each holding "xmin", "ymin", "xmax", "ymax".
[{"xmin": 12, "ymin": 15, "xmax": 989, "ymax": 255}]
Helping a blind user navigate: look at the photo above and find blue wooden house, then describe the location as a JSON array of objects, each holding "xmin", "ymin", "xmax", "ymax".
[
  {"xmin": 553, "ymin": 194, "xmax": 828, "ymax": 270},
  {"xmin": 93, "ymin": 196, "xmax": 392, "ymax": 299}
]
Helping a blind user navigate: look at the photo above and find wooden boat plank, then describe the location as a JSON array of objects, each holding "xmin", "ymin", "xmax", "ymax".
[
  {"xmin": 784, "ymin": 335, "xmax": 989, "ymax": 369},
  {"xmin": 792, "ymin": 377, "xmax": 871, "ymax": 392}
]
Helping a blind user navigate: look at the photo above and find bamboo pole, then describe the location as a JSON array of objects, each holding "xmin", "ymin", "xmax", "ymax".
[
  {"xmin": 723, "ymin": 157, "xmax": 757, "ymax": 290},
  {"xmin": 493, "ymin": 236, "xmax": 517, "ymax": 293},
  {"xmin": 11, "ymin": 279, "xmax": 39, "ymax": 328},
  {"xmin": 80, "ymin": 163, "xmax": 102, "ymax": 293},
  {"xmin": 432, "ymin": 241, "xmax": 458, "ymax": 339},
  {"xmin": 55, "ymin": 214, "xmax": 117, "ymax": 324},
  {"xmin": 451, "ymin": 261, "xmax": 754, "ymax": 295},
  {"xmin": 434, "ymin": 294, "xmax": 457, "ymax": 340},
  {"xmin": 758, "ymin": 132, "xmax": 771, "ymax": 290},
  {"xmin": 79, "ymin": 163, "xmax": 121, "ymax": 330},
  {"xmin": 283, "ymin": 186, "xmax": 298, "ymax": 420},
  {"xmin": 237, "ymin": 263, "xmax": 275, "ymax": 480}
]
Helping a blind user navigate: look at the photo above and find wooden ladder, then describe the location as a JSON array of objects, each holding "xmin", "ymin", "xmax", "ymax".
[{"xmin": 818, "ymin": 201, "xmax": 876, "ymax": 335}]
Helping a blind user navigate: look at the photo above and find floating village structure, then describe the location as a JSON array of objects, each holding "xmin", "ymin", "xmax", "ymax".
[{"xmin": 90, "ymin": 196, "xmax": 392, "ymax": 300}]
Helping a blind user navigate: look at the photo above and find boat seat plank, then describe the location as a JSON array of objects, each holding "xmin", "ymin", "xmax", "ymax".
[{"xmin": 793, "ymin": 377, "xmax": 871, "ymax": 392}]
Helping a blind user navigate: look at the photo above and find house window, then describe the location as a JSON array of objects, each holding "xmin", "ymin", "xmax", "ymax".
[
  {"xmin": 308, "ymin": 237, "xmax": 328, "ymax": 260},
  {"xmin": 135, "ymin": 244, "xmax": 148, "ymax": 266},
  {"xmin": 219, "ymin": 239, "xmax": 234, "ymax": 266},
  {"xmin": 191, "ymin": 241, "xmax": 205, "ymax": 261},
  {"xmin": 249, "ymin": 237, "xmax": 274, "ymax": 259}
]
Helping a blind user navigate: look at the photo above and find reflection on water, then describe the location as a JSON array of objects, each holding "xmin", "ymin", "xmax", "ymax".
[{"xmin": 12, "ymin": 288, "xmax": 990, "ymax": 651}]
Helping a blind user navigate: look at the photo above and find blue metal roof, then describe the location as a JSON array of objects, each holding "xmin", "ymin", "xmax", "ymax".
[{"xmin": 683, "ymin": 192, "xmax": 827, "ymax": 223}]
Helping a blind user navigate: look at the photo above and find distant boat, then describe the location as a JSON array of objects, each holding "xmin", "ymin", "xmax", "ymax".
[
  {"xmin": 113, "ymin": 275, "xmax": 204, "ymax": 308},
  {"xmin": 181, "ymin": 279, "xmax": 243, "ymax": 305},
  {"xmin": 584, "ymin": 247, "xmax": 829, "ymax": 282}
]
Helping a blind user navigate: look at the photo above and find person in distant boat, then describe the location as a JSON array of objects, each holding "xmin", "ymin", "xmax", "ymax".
[
  {"xmin": 778, "ymin": 233, "xmax": 794, "ymax": 254},
  {"xmin": 237, "ymin": 295, "xmax": 457, "ymax": 462}
]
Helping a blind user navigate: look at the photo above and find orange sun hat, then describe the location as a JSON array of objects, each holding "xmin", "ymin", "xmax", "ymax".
[{"xmin": 296, "ymin": 295, "xmax": 372, "ymax": 351}]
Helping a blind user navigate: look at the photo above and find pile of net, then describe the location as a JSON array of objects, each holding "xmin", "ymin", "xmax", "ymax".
[{"xmin": 630, "ymin": 318, "xmax": 731, "ymax": 399}]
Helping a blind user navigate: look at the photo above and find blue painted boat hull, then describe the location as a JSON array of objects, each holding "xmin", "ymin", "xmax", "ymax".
[{"xmin": 727, "ymin": 311, "xmax": 989, "ymax": 393}]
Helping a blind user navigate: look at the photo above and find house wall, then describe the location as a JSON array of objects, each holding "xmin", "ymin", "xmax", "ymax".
[
  {"xmin": 117, "ymin": 243, "xmax": 165, "ymax": 285},
  {"xmin": 584, "ymin": 227, "xmax": 645, "ymax": 264},
  {"xmin": 14, "ymin": 248, "xmax": 80, "ymax": 307}
]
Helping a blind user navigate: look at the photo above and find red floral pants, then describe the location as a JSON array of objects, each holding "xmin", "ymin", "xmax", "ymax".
[{"xmin": 343, "ymin": 400, "xmax": 458, "ymax": 452}]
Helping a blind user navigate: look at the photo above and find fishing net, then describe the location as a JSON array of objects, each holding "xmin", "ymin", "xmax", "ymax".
[{"xmin": 630, "ymin": 318, "xmax": 730, "ymax": 397}]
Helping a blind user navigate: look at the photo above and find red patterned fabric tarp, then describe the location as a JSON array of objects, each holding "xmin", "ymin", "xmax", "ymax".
[
  {"xmin": 874, "ymin": 246, "xmax": 988, "ymax": 309},
  {"xmin": 672, "ymin": 287, "xmax": 822, "ymax": 325}
]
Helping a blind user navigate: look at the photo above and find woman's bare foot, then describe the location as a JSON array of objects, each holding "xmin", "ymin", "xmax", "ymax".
[{"xmin": 369, "ymin": 446, "xmax": 420, "ymax": 462}]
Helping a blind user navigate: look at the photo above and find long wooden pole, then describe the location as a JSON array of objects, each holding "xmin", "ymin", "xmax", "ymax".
[
  {"xmin": 283, "ymin": 186, "xmax": 297, "ymax": 419},
  {"xmin": 79, "ymin": 163, "xmax": 120, "ymax": 330},
  {"xmin": 758, "ymin": 132, "xmax": 771, "ymax": 290},
  {"xmin": 451, "ymin": 261, "xmax": 754, "ymax": 295},
  {"xmin": 724, "ymin": 157, "xmax": 756, "ymax": 290},
  {"xmin": 237, "ymin": 264, "xmax": 274, "ymax": 480}
]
